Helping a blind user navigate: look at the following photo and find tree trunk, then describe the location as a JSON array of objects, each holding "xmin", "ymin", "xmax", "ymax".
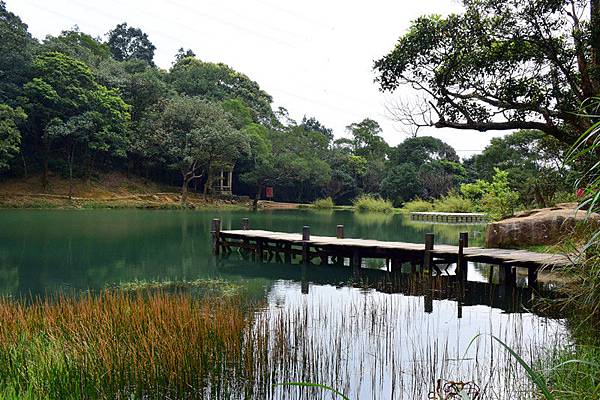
[
  {"xmin": 591, "ymin": 0, "xmax": 600, "ymax": 92},
  {"xmin": 68, "ymin": 144, "xmax": 75, "ymax": 200},
  {"xmin": 253, "ymin": 184, "xmax": 262, "ymax": 211},
  {"xmin": 21, "ymin": 153, "xmax": 28, "ymax": 179},
  {"xmin": 42, "ymin": 129, "xmax": 49, "ymax": 191},
  {"xmin": 181, "ymin": 176, "xmax": 190, "ymax": 204}
]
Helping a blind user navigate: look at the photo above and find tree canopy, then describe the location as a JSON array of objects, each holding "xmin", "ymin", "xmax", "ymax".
[{"xmin": 374, "ymin": 0, "xmax": 600, "ymax": 144}]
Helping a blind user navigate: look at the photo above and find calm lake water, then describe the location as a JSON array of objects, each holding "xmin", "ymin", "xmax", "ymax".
[{"xmin": 0, "ymin": 209, "xmax": 568, "ymax": 399}]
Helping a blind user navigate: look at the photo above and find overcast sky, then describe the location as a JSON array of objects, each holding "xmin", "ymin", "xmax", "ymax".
[{"xmin": 6, "ymin": 0, "xmax": 508, "ymax": 157}]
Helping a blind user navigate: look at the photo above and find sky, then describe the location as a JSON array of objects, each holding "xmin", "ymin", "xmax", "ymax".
[{"xmin": 6, "ymin": 0, "xmax": 508, "ymax": 157}]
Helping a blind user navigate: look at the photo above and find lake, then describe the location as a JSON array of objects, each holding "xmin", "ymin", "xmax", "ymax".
[{"xmin": 0, "ymin": 209, "xmax": 568, "ymax": 399}]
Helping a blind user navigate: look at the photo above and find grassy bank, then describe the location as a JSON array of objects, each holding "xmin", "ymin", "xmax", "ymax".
[{"xmin": 0, "ymin": 173, "xmax": 249, "ymax": 210}]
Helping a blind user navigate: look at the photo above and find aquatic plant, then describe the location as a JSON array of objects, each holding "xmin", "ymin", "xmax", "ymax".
[
  {"xmin": 402, "ymin": 198, "xmax": 433, "ymax": 212},
  {"xmin": 0, "ymin": 291, "xmax": 253, "ymax": 399},
  {"xmin": 312, "ymin": 197, "xmax": 334, "ymax": 209},
  {"xmin": 433, "ymin": 192, "xmax": 474, "ymax": 213},
  {"xmin": 352, "ymin": 195, "xmax": 393, "ymax": 213}
]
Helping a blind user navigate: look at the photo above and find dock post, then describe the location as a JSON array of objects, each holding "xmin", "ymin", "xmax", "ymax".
[
  {"xmin": 336, "ymin": 225, "xmax": 344, "ymax": 239},
  {"xmin": 284, "ymin": 243, "xmax": 292, "ymax": 263},
  {"xmin": 302, "ymin": 226, "xmax": 310, "ymax": 265},
  {"xmin": 457, "ymin": 232, "xmax": 468, "ymax": 281},
  {"xmin": 528, "ymin": 267, "xmax": 538, "ymax": 289},
  {"xmin": 241, "ymin": 218, "xmax": 250, "ymax": 230},
  {"xmin": 256, "ymin": 239, "xmax": 264, "ymax": 262},
  {"xmin": 211, "ymin": 219, "xmax": 221, "ymax": 256},
  {"xmin": 499, "ymin": 264, "xmax": 515, "ymax": 285},
  {"xmin": 423, "ymin": 233, "xmax": 435, "ymax": 275},
  {"xmin": 351, "ymin": 249, "xmax": 362, "ymax": 276}
]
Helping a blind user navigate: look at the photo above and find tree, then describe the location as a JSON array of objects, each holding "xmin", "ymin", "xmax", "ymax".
[
  {"xmin": 466, "ymin": 129, "xmax": 571, "ymax": 206},
  {"xmin": 107, "ymin": 23, "xmax": 155, "ymax": 65},
  {"xmin": 343, "ymin": 118, "xmax": 388, "ymax": 160},
  {"xmin": 174, "ymin": 47, "xmax": 196, "ymax": 63},
  {"xmin": 46, "ymin": 106, "xmax": 129, "ymax": 197},
  {"xmin": 374, "ymin": 0, "xmax": 600, "ymax": 144},
  {"xmin": 23, "ymin": 52, "xmax": 130, "ymax": 188},
  {"xmin": 0, "ymin": 105, "xmax": 26, "ymax": 171},
  {"xmin": 389, "ymin": 136, "xmax": 459, "ymax": 167},
  {"xmin": 43, "ymin": 28, "xmax": 112, "ymax": 68},
  {"xmin": 143, "ymin": 96, "xmax": 247, "ymax": 202},
  {"xmin": 380, "ymin": 163, "xmax": 422, "ymax": 204},
  {"xmin": 300, "ymin": 116, "xmax": 334, "ymax": 143},
  {"xmin": 0, "ymin": 1, "xmax": 36, "ymax": 105},
  {"xmin": 169, "ymin": 57, "xmax": 276, "ymax": 125}
]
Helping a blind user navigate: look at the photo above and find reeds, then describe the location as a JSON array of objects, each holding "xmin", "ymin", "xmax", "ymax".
[
  {"xmin": 312, "ymin": 197, "xmax": 335, "ymax": 209},
  {"xmin": 0, "ymin": 291, "xmax": 252, "ymax": 399},
  {"xmin": 0, "ymin": 285, "xmax": 566, "ymax": 399},
  {"xmin": 353, "ymin": 195, "xmax": 393, "ymax": 213}
]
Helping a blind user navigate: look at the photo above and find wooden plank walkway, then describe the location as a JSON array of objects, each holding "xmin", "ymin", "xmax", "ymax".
[
  {"xmin": 211, "ymin": 219, "xmax": 574, "ymax": 288},
  {"xmin": 410, "ymin": 211, "xmax": 487, "ymax": 223}
]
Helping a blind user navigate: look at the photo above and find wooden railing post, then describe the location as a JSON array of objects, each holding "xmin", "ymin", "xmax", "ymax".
[
  {"xmin": 211, "ymin": 218, "xmax": 221, "ymax": 256},
  {"xmin": 302, "ymin": 226, "xmax": 310, "ymax": 265},
  {"xmin": 242, "ymin": 218, "xmax": 250, "ymax": 230},
  {"xmin": 336, "ymin": 225, "xmax": 344, "ymax": 239},
  {"xmin": 423, "ymin": 233, "xmax": 434, "ymax": 275}
]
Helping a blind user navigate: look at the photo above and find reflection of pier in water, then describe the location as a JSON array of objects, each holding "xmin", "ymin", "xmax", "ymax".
[{"xmin": 216, "ymin": 259, "xmax": 556, "ymax": 318}]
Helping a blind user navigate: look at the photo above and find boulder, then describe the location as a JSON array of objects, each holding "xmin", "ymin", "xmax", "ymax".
[{"xmin": 485, "ymin": 203, "xmax": 599, "ymax": 248}]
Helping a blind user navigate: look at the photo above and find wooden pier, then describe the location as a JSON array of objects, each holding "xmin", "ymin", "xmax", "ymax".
[
  {"xmin": 211, "ymin": 218, "xmax": 573, "ymax": 288},
  {"xmin": 410, "ymin": 211, "xmax": 487, "ymax": 224}
]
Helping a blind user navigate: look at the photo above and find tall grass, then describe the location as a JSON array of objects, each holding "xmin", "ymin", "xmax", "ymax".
[
  {"xmin": 352, "ymin": 195, "xmax": 393, "ymax": 213},
  {"xmin": 433, "ymin": 192, "xmax": 474, "ymax": 213},
  {"xmin": 0, "ymin": 291, "xmax": 253, "ymax": 399},
  {"xmin": 402, "ymin": 198, "xmax": 433, "ymax": 212},
  {"xmin": 312, "ymin": 197, "xmax": 334, "ymax": 209}
]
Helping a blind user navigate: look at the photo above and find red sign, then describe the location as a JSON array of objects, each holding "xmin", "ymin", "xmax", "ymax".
[{"xmin": 265, "ymin": 186, "xmax": 274, "ymax": 199}]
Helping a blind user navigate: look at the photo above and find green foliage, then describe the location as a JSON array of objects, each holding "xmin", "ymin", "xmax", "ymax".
[
  {"xmin": 374, "ymin": 0, "xmax": 595, "ymax": 144},
  {"xmin": 461, "ymin": 168, "xmax": 520, "ymax": 220},
  {"xmin": 402, "ymin": 198, "xmax": 434, "ymax": 212},
  {"xmin": 353, "ymin": 194, "xmax": 393, "ymax": 213},
  {"xmin": 142, "ymin": 96, "xmax": 246, "ymax": 199},
  {"xmin": 0, "ymin": 105, "xmax": 26, "ymax": 170},
  {"xmin": 341, "ymin": 118, "xmax": 388, "ymax": 160},
  {"xmin": 107, "ymin": 22, "xmax": 155, "ymax": 64},
  {"xmin": 0, "ymin": 1, "xmax": 36, "ymax": 105},
  {"xmin": 380, "ymin": 163, "xmax": 422, "ymax": 204},
  {"xmin": 312, "ymin": 197, "xmax": 334, "ymax": 209},
  {"xmin": 389, "ymin": 136, "xmax": 458, "ymax": 167},
  {"xmin": 433, "ymin": 192, "xmax": 474, "ymax": 213},
  {"xmin": 169, "ymin": 57, "xmax": 275, "ymax": 125}
]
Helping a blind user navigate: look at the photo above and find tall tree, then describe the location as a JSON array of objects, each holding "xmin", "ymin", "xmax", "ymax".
[
  {"xmin": 342, "ymin": 118, "xmax": 389, "ymax": 160},
  {"xmin": 142, "ymin": 96, "xmax": 247, "ymax": 202},
  {"xmin": 107, "ymin": 23, "xmax": 155, "ymax": 65},
  {"xmin": 169, "ymin": 57, "xmax": 275, "ymax": 125},
  {"xmin": 23, "ymin": 52, "xmax": 130, "ymax": 188},
  {"xmin": 0, "ymin": 1, "xmax": 36, "ymax": 105},
  {"xmin": 375, "ymin": 0, "xmax": 600, "ymax": 144},
  {"xmin": 0, "ymin": 105, "xmax": 26, "ymax": 171}
]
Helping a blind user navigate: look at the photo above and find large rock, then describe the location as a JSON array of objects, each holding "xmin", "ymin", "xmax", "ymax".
[{"xmin": 485, "ymin": 203, "xmax": 599, "ymax": 248}]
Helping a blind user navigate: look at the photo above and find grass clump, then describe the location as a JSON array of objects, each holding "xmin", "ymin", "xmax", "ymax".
[
  {"xmin": 0, "ymin": 291, "xmax": 254, "ymax": 399},
  {"xmin": 433, "ymin": 192, "xmax": 474, "ymax": 213},
  {"xmin": 312, "ymin": 197, "xmax": 334, "ymax": 209},
  {"xmin": 352, "ymin": 194, "xmax": 393, "ymax": 213},
  {"xmin": 402, "ymin": 198, "xmax": 433, "ymax": 212}
]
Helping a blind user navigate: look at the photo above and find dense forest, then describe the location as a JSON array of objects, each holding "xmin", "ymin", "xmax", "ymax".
[{"xmin": 0, "ymin": 1, "xmax": 575, "ymax": 207}]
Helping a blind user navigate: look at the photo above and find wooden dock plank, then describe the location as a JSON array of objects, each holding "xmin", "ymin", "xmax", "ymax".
[{"xmin": 220, "ymin": 229, "xmax": 572, "ymax": 269}]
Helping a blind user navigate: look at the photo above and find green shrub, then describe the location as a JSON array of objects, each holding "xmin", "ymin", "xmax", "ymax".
[
  {"xmin": 312, "ymin": 197, "xmax": 334, "ymax": 209},
  {"xmin": 352, "ymin": 195, "xmax": 393, "ymax": 213},
  {"xmin": 402, "ymin": 198, "xmax": 433, "ymax": 212},
  {"xmin": 461, "ymin": 168, "xmax": 521, "ymax": 220},
  {"xmin": 433, "ymin": 192, "xmax": 474, "ymax": 213}
]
